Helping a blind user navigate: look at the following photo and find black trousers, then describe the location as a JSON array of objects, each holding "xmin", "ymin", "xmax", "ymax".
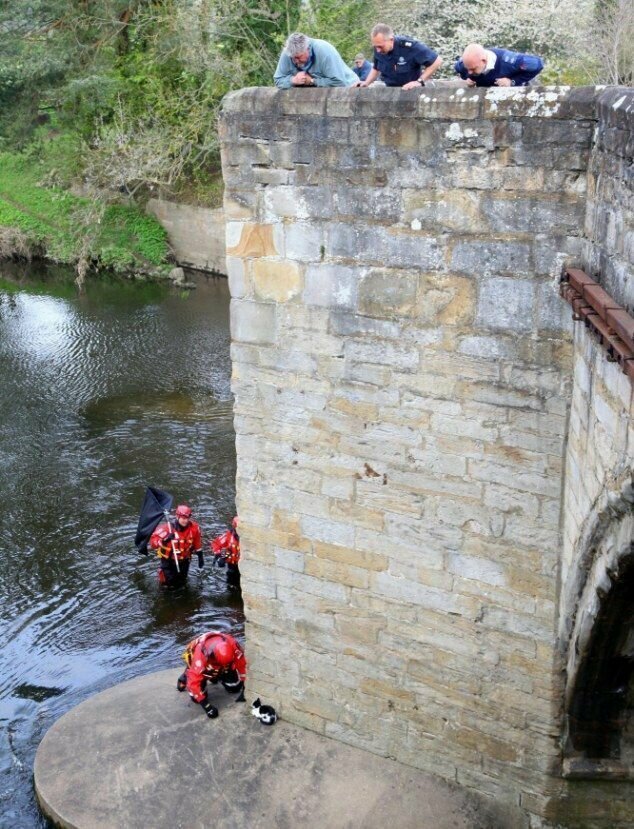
[
  {"xmin": 227, "ymin": 563, "xmax": 241, "ymax": 590},
  {"xmin": 159, "ymin": 557, "xmax": 190, "ymax": 586}
]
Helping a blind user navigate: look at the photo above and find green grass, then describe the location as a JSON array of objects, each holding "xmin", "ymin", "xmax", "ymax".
[{"xmin": 0, "ymin": 147, "xmax": 170, "ymax": 274}]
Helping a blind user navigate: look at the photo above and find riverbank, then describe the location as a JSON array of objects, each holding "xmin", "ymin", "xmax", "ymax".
[
  {"xmin": 0, "ymin": 150, "xmax": 171, "ymax": 280},
  {"xmin": 35, "ymin": 669, "xmax": 496, "ymax": 829}
]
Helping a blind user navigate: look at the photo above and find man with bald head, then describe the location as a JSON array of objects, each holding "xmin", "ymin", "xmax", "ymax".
[{"xmin": 455, "ymin": 43, "xmax": 544, "ymax": 87}]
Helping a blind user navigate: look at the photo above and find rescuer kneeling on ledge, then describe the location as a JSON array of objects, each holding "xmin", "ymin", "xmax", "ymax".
[{"xmin": 177, "ymin": 631, "xmax": 247, "ymax": 718}]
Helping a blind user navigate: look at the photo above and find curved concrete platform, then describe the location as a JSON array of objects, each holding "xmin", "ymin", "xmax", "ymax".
[{"xmin": 35, "ymin": 669, "xmax": 493, "ymax": 829}]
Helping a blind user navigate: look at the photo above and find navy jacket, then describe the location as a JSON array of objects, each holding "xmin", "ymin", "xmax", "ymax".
[
  {"xmin": 373, "ymin": 35, "xmax": 438, "ymax": 87},
  {"xmin": 454, "ymin": 48, "xmax": 544, "ymax": 87},
  {"xmin": 352, "ymin": 60, "xmax": 372, "ymax": 81}
]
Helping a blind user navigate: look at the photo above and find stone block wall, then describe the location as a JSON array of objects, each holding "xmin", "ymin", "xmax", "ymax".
[
  {"xmin": 559, "ymin": 88, "xmax": 634, "ymax": 630},
  {"xmin": 582, "ymin": 89, "xmax": 634, "ymax": 310},
  {"xmin": 219, "ymin": 86, "xmax": 632, "ymax": 827},
  {"xmin": 554, "ymin": 89, "xmax": 634, "ymax": 824}
]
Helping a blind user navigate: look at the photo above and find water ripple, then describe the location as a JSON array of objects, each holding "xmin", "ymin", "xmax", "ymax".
[{"xmin": 0, "ymin": 269, "xmax": 239, "ymax": 827}]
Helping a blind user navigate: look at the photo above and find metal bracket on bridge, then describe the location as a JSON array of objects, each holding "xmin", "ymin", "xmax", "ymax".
[{"xmin": 560, "ymin": 268, "xmax": 634, "ymax": 382}]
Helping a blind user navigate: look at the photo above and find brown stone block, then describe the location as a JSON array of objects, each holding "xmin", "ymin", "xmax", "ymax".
[
  {"xmin": 223, "ymin": 192, "xmax": 256, "ymax": 220},
  {"xmin": 352, "ymin": 87, "xmax": 419, "ymax": 119},
  {"xmin": 407, "ymin": 659, "xmax": 482, "ymax": 697},
  {"xmin": 463, "ymin": 535, "xmax": 543, "ymax": 569},
  {"xmin": 253, "ymin": 259, "xmax": 303, "ymax": 302},
  {"xmin": 271, "ymin": 511, "xmax": 300, "ymax": 534},
  {"xmin": 336, "ymin": 616, "xmax": 386, "ymax": 644},
  {"xmin": 360, "ymin": 678, "xmax": 416, "ymax": 702},
  {"xmin": 278, "ymin": 89, "xmax": 329, "ymax": 116},
  {"xmin": 291, "ymin": 690, "xmax": 341, "ymax": 723},
  {"xmin": 377, "ymin": 119, "xmax": 419, "ymax": 149},
  {"xmin": 313, "ymin": 541, "xmax": 387, "ymax": 572},
  {"xmin": 358, "ymin": 268, "xmax": 418, "ymax": 317},
  {"xmin": 330, "ymin": 500, "xmax": 384, "ymax": 532},
  {"xmin": 329, "ymin": 397, "xmax": 378, "ymax": 420},
  {"xmin": 304, "ymin": 556, "xmax": 370, "ymax": 589},
  {"xmin": 283, "ymin": 706, "xmax": 327, "ymax": 734},
  {"xmin": 403, "ymin": 189, "xmax": 485, "ymax": 233},
  {"xmin": 507, "ymin": 567, "xmax": 555, "ymax": 599},
  {"xmin": 448, "ymin": 723, "xmax": 519, "ymax": 763},
  {"xmin": 227, "ymin": 223, "xmax": 279, "ymax": 257},
  {"xmin": 417, "ymin": 273, "xmax": 476, "ymax": 326}
]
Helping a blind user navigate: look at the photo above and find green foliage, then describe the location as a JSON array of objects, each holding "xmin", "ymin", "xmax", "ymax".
[
  {"xmin": 0, "ymin": 149, "xmax": 169, "ymax": 272},
  {"xmin": 298, "ymin": 0, "xmax": 379, "ymax": 61},
  {"xmin": 101, "ymin": 205, "xmax": 169, "ymax": 266},
  {"xmin": 0, "ymin": 0, "xmax": 303, "ymax": 208}
]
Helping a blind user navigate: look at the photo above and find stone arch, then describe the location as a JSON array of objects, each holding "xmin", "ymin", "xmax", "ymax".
[{"xmin": 562, "ymin": 473, "xmax": 634, "ymax": 778}]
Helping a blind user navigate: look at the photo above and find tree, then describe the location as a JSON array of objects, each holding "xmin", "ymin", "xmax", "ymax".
[
  {"xmin": 388, "ymin": 0, "xmax": 595, "ymax": 82},
  {"xmin": 298, "ymin": 0, "xmax": 379, "ymax": 61},
  {"xmin": 589, "ymin": 0, "xmax": 634, "ymax": 85}
]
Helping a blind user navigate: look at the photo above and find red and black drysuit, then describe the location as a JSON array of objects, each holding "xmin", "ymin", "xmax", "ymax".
[
  {"xmin": 149, "ymin": 519, "xmax": 202, "ymax": 586},
  {"xmin": 177, "ymin": 632, "xmax": 247, "ymax": 718},
  {"xmin": 211, "ymin": 526, "xmax": 241, "ymax": 589}
]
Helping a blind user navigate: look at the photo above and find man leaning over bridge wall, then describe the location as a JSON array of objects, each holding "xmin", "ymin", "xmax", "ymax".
[
  {"xmin": 274, "ymin": 32, "xmax": 358, "ymax": 88},
  {"xmin": 455, "ymin": 42, "xmax": 544, "ymax": 86}
]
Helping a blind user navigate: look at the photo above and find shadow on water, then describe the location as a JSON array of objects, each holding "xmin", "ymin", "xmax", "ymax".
[{"xmin": 0, "ymin": 260, "xmax": 240, "ymax": 828}]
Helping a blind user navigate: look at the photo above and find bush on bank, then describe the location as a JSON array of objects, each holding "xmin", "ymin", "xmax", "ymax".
[{"xmin": 0, "ymin": 149, "xmax": 169, "ymax": 275}]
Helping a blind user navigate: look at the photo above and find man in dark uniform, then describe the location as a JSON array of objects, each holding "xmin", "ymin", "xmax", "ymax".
[
  {"xmin": 454, "ymin": 43, "xmax": 544, "ymax": 87},
  {"xmin": 357, "ymin": 23, "xmax": 442, "ymax": 89}
]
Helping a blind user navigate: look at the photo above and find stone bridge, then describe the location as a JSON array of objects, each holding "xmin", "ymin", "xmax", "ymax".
[{"xmin": 219, "ymin": 85, "xmax": 634, "ymax": 828}]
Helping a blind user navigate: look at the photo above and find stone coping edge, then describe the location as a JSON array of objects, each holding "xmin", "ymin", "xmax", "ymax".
[{"xmin": 220, "ymin": 85, "xmax": 631, "ymax": 121}]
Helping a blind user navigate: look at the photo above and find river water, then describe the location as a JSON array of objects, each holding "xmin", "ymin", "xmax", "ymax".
[{"xmin": 0, "ymin": 263, "xmax": 241, "ymax": 828}]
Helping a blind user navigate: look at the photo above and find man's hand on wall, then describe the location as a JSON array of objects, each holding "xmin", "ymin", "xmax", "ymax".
[
  {"xmin": 494, "ymin": 77, "xmax": 512, "ymax": 86},
  {"xmin": 292, "ymin": 71, "xmax": 314, "ymax": 86}
]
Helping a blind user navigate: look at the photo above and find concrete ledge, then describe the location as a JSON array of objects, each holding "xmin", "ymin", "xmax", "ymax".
[
  {"xmin": 146, "ymin": 199, "xmax": 226, "ymax": 274},
  {"xmin": 35, "ymin": 669, "xmax": 492, "ymax": 829}
]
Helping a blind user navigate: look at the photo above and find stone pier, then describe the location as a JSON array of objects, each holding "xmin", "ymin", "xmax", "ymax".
[{"xmin": 219, "ymin": 86, "xmax": 634, "ymax": 827}]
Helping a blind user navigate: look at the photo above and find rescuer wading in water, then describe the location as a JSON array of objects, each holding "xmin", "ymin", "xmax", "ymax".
[
  {"xmin": 211, "ymin": 516, "xmax": 241, "ymax": 590},
  {"xmin": 149, "ymin": 504, "xmax": 203, "ymax": 586}
]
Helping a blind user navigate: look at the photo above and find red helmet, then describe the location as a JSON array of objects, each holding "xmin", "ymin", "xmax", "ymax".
[
  {"xmin": 232, "ymin": 516, "xmax": 239, "ymax": 529},
  {"xmin": 211, "ymin": 637, "xmax": 234, "ymax": 667},
  {"xmin": 175, "ymin": 504, "xmax": 192, "ymax": 519}
]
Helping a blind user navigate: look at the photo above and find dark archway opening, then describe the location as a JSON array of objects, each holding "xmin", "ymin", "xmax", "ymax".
[{"xmin": 567, "ymin": 550, "xmax": 634, "ymax": 767}]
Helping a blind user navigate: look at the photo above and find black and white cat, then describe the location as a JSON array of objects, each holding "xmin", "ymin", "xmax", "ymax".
[{"xmin": 251, "ymin": 697, "xmax": 277, "ymax": 725}]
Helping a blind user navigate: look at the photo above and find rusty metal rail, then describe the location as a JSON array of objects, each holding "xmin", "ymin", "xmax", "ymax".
[{"xmin": 560, "ymin": 268, "xmax": 634, "ymax": 382}]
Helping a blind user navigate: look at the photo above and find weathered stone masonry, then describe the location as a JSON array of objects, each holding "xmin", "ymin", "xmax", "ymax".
[{"xmin": 219, "ymin": 86, "xmax": 634, "ymax": 827}]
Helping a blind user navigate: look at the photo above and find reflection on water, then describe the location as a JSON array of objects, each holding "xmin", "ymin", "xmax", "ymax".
[{"xmin": 0, "ymin": 261, "xmax": 240, "ymax": 828}]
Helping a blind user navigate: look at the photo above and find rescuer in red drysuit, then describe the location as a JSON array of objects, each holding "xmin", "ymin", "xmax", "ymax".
[
  {"xmin": 211, "ymin": 516, "xmax": 241, "ymax": 589},
  {"xmin": 177, "ymin": 631, "xmax": 247, "ymax": 718},
  {"xmin": 149, "ymin": 504, "xmax": 203, "ymax": 586}
]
